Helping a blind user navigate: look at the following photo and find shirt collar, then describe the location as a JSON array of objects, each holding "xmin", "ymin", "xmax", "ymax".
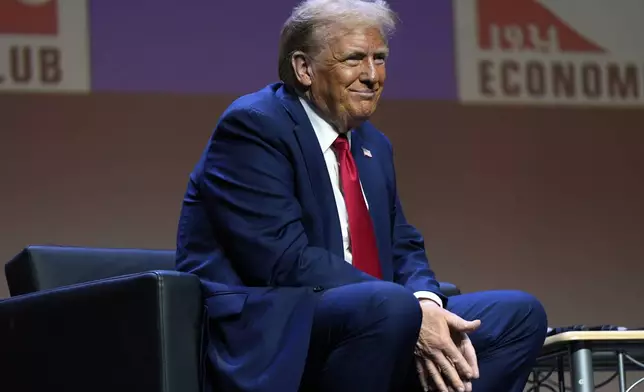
[{"xmin": 299, "ymin": 97, "xmax": 350, "ymax": 153}]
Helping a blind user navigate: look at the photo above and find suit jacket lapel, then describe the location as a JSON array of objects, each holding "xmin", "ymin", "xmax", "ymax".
[
  {"xmin": 351, "ymin": 126, "xmax": 391, "ymax": 276},
  {"xmin": 276, "ymin": 86, "xmax": 344, "ymax": 258},
  {"xmin": 350, "ymin": 127, "xmax": 382, "ymax": 218}
]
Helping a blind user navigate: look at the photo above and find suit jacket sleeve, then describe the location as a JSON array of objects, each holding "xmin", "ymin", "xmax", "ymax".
[
  {"xmin": 388, "ymin": 146, "xmax": 448, "ymax": 306},
  {"xmin": 199, "ymin": 106, "xmax": 375, "ymax": 288}
]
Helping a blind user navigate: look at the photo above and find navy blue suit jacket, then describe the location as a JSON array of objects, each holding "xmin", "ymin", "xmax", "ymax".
[{"xmin": 176, "ymin": 83, "xmax": 445, "ymax": 392}]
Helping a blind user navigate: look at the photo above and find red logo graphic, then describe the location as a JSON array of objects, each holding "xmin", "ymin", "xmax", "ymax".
[
  {"xmin": 477, "ymin": 0, "xmax": 604, "ymax": 53},
  {"xmin": 0, "ymin": 0, "xmax": 58, "ymax": 35}
]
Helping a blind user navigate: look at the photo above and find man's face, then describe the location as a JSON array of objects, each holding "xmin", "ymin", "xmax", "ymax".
[{"xmin": 308, "ymin": 26, "xmax": 388, "ymax": 132}]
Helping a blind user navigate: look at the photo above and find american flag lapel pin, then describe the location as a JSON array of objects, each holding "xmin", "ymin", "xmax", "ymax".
[{"xmin": 362, "ymin": 147, "xmax": 372, "ymax": 158}]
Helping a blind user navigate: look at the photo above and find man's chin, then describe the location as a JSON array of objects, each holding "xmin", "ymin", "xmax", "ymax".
[{"xmin": 351, "ymin": 108, "xmax": 377, "ymax": 121}]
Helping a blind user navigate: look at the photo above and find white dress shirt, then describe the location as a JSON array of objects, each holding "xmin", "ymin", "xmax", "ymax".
[{"xmin": 299, "ymin": 98, "xmax": 443, "ymax": 307}]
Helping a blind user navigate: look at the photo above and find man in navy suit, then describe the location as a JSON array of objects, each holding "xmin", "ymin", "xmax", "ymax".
[{"xmin": 176, "ymin": 1, "xmax": 548, "ymax": 391}]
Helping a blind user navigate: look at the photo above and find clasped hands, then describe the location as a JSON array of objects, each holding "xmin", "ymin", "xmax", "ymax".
[{"xmin": 415, "ymin": 300, "xmax": 481, "ymax": 392}]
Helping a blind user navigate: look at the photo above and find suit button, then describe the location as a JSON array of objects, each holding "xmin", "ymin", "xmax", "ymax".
[{"xmin": 313, "ymin": 286, "xmax": 324, "ymax": 293}]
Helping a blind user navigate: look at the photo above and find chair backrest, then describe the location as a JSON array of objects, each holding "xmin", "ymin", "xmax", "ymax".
[
  {"xmin": 5, "ymin": 244, "xmax": 463, "ymax": 297},
  {"xmin": 438, "ymin": 281, "xmax": 461, "ymax": 297},
  {"xmin": 5, "ymin": 245, "xmax": 175, "ymax": 296}
]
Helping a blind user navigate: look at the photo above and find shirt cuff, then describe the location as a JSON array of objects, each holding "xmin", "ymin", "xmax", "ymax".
[{"xmin": 414, "ymin": 291, "xmax": 444, "ymax": 308}]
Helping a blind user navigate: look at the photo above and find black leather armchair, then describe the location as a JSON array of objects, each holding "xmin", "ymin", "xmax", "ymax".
[{"xmin": 0, "ymin": 245, "xmax": 461, "ymax": 392}]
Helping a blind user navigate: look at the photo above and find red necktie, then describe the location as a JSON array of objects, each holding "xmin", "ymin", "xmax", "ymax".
[{"xmin": 332, "ymin": 134, "xmax": 382, "ymax": 279}]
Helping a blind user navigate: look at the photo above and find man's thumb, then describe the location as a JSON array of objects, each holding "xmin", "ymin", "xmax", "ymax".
[{"xmin": 448, "ymin": 314, "xmax": 481, "ymax": 332}]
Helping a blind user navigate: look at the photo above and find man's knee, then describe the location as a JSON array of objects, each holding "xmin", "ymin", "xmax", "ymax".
[
  {"xmin": 501, "ymin": 290, "xmax": 548, "ymax": 342},
  {"xmin": 507, "ymin": 291, "xmax": 547, "ymax": 325}
]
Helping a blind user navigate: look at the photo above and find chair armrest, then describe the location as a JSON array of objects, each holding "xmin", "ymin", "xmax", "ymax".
[
  {"xmin": 0, "ymin": 271, "xmax": 204, "ymax": 392},
  {"xmin": 439, "ymin": 281, "xmax": 461, "ymax": 297}
]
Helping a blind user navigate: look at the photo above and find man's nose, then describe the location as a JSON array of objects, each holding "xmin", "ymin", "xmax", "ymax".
[{"xmin": 359, "ymin": 59, "xmax": 378, "ymax": 85}]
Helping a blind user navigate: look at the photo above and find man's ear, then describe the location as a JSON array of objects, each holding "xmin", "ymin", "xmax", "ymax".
[{"xmin": 291, "ymin": 51, "xmax": 314, "ymax": 87}]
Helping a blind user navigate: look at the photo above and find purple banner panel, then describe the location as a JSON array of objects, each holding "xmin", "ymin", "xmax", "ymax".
[{"xmin": 89, "ymin": 0, "xmax": 456, "ymax": 100}]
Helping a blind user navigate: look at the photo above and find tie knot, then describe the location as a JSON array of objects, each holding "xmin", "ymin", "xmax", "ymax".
[{"xmin": 332, "ymin": 134, "xmax": 349, "ymax": 152}]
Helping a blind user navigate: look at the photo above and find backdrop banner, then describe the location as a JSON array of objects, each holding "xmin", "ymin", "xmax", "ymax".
[
  {"xmin": 0, "ymin": 0, "xmax": 90, "ymax": 93},
  {"xmin": 454, "ymin": 0, "xmax": 644, "ymax": 106}
]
